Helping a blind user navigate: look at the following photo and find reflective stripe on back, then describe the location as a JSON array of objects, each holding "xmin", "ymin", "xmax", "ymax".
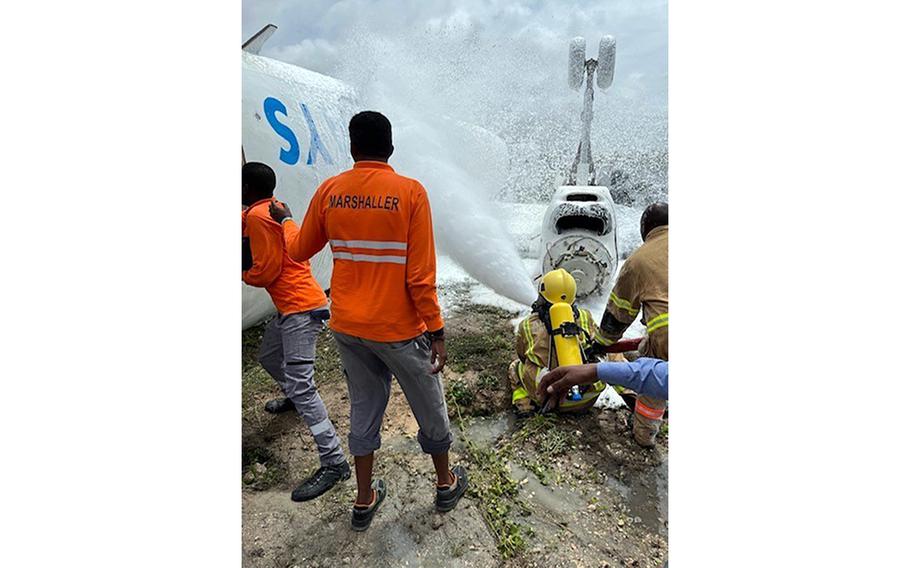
[
  {"xmin": 332, "ymin": 251, "xmax": 406, "ymax": 264},
  {"xmin": 330, "ymin": 239, "xmax": 407, "ymax": 250}
]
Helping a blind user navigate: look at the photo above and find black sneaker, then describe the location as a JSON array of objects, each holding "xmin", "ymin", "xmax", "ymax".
[
  {"xmin": 351, "ymin": 479, "xmax": 387, "ymax": 532},
  {"xmin": 291, "ymin": 461, "xmax": 351, "ymax": 502},
  {"xmin": 264, "ymin": 397, "xmax": 295, "ymax": 414},
  {"xmin": 435, "ymin": 465, "xmax": 468, "ymax": 513}
]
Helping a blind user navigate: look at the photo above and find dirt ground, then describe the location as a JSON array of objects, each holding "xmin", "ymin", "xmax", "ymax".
[{"xmin": 242, "ymin": 300, "xmax": 668, "ymax": 568}]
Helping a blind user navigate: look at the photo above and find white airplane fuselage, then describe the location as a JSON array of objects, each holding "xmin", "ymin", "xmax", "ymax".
[{"xmin": 242, "ymin": 51, "xmax": 360, "ymax": 328}]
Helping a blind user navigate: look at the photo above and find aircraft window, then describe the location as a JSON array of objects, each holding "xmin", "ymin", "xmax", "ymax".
[{"xmin": 556, "ymin": 215, "xmax": 607, "ymax": 236}]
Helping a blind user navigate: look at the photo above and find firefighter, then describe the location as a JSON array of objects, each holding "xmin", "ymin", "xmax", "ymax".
[
  {"xmin": 509, "ymin": 269, "xmax": 611, "ymax": 415},
  {"xmin": 601, "ymin": 202, "xmax": 668, "ymax": 447},
  {"xmin": 270, "ymin": 111, "xmax": 468, "ymax": 531},
  {"xmin": 241, "ymin": 162, "xmax": 349, "ymax": 502}
]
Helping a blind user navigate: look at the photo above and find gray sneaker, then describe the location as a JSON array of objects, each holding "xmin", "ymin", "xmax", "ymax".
[
  {"xmin": 351, "ymin": 479, "xmax": 387, "ymax": 532},
  {"xmin": 435, "ymin": 465, "xmax": 468, "ymax": 513}
]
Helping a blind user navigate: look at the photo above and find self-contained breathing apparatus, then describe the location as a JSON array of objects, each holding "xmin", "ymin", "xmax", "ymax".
[{"xmin": 534, "ymin": 269, "xmax": 605, "ymax": 412}]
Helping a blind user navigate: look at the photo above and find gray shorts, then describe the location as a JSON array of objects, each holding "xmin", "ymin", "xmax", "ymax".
[{"xmin": 332, "ymin": 331, "xmax": 452, "ymax": 456}]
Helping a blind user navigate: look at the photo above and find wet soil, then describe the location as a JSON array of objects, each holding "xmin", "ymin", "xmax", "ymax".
[{"xmin": 242, "ymin": 300, "xmax": 667, "ymax": 568}]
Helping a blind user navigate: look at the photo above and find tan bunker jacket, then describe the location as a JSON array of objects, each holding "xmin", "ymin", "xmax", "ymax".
[
  {"xmin": 511, "ymin": 308, "xmax": 609, "ymax": 412},
  {"xmin": 604, "ymin": 226, "xmax": 668, "ymax": 360},
  {"xmin": 603, "ymin": 225, "xmax": 668, "ymax": 446}
]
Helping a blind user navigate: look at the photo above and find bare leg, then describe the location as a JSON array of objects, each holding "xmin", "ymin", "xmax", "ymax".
[
  {"xmin": 431, "ymin": 452, "xmax": 455, "ymax": 487},
  {"xmin": 354, "ymin": 453, "xmax": 375, "ymax": 506}
]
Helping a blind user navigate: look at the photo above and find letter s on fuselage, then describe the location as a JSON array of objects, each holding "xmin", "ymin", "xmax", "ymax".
[{"xmin": 242, "ymin": 50, "xmax": 361, "ymax": 329}]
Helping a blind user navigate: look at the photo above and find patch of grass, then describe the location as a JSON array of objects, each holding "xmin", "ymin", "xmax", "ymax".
[
  {"xmin": 241, "ymin": 445, "xmax": 288, "ymax": 490},
  {"xmin": 451, "ymin": 400, "xmax": 529, "ymax": 559},
  {"xmin": 477, "ymin": 373, "xmax": 501, "ymax": 390},
  {"xmin": 464, "ymin": 442, "xmax": 528, "ymax": 558},
  {"xmin": 447, "ymin": 378, "xmax": 475, "ymax": 407},
  {"xmin": 505, "ymin": 415, "xmax": 573, "ymax": 486},
  {"xmin": 443, "ymin": 304, "xmax": 518, "ymax": 417},
  {"xmin": 447, "ymin": 331, "xmax": 513, "ymax": 374},
  {"xmin": 313, "ymin": 328, "xmax": 346, "ymax": 385}
]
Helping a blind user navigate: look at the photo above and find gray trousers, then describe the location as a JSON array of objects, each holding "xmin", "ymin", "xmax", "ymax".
[
  {"xmin": 258, "ymin": 311, "xmax": 346, "ymax": 467},
  {"xmin": 332, "ymin": 331, "xmax": 453, "ymax": 457}
]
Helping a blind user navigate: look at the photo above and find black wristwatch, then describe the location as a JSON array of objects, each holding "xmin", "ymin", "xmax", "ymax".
[{"xmin": 426, "ymin": 327, "xmax": 445, "ymax": 341}]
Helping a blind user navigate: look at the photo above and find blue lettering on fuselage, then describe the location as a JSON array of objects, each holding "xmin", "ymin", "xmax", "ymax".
[
  {"xmin": 263, "ymin": 97, "xmax": 300, "ymax": 165},
  {"xmin": 262, "ymin": 97, "xmax": 332, "ymax": 166},
  {"xmin": 301, "ymin": 103, "xmax": 332, "ymax": 165}
]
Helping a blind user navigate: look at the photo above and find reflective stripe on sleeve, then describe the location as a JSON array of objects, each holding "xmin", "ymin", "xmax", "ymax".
[
  {"xmin": 579, "ymin": 310, "xmax": 610, "ymax": 346},
  {"xmin": 523, "ymin": 319, "xmax": 544, "ymax": 367},
  {"xmin": 646, "ymin": 312, "xmax": 669, "ymax": 333},
  {"xmin": 609, "ymin": 292, "xmax": 638, "ymax": 316}
]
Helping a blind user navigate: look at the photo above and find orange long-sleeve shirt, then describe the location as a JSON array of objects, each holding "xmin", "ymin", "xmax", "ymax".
[
  {"xmin": 284, "ymin": 161, "xmax": 444, "ymax": 342},
  {"xmin": 242, "ymin": 198, "xmax": 327, "ymax": 315}
]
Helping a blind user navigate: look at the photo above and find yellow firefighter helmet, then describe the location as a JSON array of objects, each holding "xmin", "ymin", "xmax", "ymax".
[{"xmin": 539, "ymin": 268, "xmax": 577, "ymax": 305}]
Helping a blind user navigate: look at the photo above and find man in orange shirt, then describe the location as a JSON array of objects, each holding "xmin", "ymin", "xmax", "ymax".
[
  {"xmin": 242, "ymin": 162, "xmax": 349, "ymax": 502},
  {"xmin": 270, "ymin": 112, "xmax": 467, "ymax": 531}
]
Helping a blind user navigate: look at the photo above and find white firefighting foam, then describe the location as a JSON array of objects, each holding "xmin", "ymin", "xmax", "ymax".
[{"xmin": 326, "ymin": 25, "xmax": 665, "ymax": 310}]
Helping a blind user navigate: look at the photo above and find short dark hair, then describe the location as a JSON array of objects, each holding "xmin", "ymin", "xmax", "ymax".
[
  {"xmin": 349, "ymin": 111, "xmax": 393, "ymax": 159},
  {"xmin": 640, "ymin": 202, "xmax": 669, "ymax": 240},
  {"xmin": 242, "ymin": 162, "xmax": 276, "ymax": 197}
]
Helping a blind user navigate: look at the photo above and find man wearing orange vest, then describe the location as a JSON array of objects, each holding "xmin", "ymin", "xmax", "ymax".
[
  {"xmin": 270, "ymin": 111, "xmax": 468, "ymax": 531},
  {"xmin": 242, "ymin": 162, "xmax": 349, "ymax": 502}
]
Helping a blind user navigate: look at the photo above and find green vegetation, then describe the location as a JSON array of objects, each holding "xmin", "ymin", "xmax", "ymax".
[
  {"xmin": 241, "ymin": 445, "xmax": 287, "ymax": 490},
  {"xmin": 504, "ymin": 414, "xmax": 573, "ymax": 486},
  {"xmin": 447, "ymin": 378, "xmax": 475, "ymax": 407},
  {"xmin": 451, "ymin": 400, "xmax": 529, "ymax": 559},
  {"xmin": 242, "ymin": 321, "xmax": 277, "ymax": 413},
  {"xmin": 444, "ymin": 305, "xmax": 517, "ymax": 417},
  {"xmin": 445, "ymin": 304, "xmax": 515, "ymax": 376},
  {"xmin": 447, "ymin": 329, "xmax": 512, "ymax": 374},
  {"xmin": 477, "ymin": 373, "xmax": 500, "ymax": 390}
]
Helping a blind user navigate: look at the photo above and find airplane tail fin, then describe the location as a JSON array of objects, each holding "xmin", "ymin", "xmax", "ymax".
[{"xmin": 242, "ymin": 24, "xmax": 277, "ymax": 54}]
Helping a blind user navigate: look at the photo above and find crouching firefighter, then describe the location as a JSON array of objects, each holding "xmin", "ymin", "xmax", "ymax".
[
  {"xmin": 509, "ymin": 269, "xmax": 611, "ymax": 414},
  {"xmin": 601, "ymin": 202, "xmax": 669, "ymax": 448}
]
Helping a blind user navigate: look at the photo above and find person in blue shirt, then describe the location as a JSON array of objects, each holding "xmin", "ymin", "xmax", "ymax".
[{"xmin": 537, "ymin": 357, "xmax": 668, "ymax": 404}]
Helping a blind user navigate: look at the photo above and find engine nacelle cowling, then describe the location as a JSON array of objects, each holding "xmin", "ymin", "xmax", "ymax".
[{"xmin": 539, "ymin": 186, "xmax": 618, "ymax": 300}]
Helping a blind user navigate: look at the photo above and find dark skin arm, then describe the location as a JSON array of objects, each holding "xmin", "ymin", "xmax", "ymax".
[
  {"xmin": 271, "ymin": 197, "xmax": 448, "ymax": 372},
  {"xmin": 536, "ymin": 364, "xmax": 599, "ymax": 401},
  {"xmin": 430, "ymin": 336, "xmax": 447, "ymax": 373},
  {"xmin": 269, "ymin": 200, "xmax": 291, "ymax": 222}
]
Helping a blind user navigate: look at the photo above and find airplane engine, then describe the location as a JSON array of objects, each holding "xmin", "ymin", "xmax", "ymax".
[{"xmin": 540, "ymin": 186, "xmax": 618, "ymax": 299}]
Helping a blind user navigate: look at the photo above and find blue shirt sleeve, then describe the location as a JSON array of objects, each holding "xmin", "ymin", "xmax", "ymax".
[{"xmin": 596, "ymin": 357, "xmax": 668, "ymax": 399}]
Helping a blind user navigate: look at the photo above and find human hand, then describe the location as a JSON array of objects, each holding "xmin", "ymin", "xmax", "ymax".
[
  {"xmin": 430, "ymin": 338, "xmax": 447, "ymax": 373},
  {"xmin": 269, "ymin": 199, "xmax": 292, "ymax": 223},
  {"xmin": 536, "ymin": 364, "xmax": 598, "ymax": 400}
]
